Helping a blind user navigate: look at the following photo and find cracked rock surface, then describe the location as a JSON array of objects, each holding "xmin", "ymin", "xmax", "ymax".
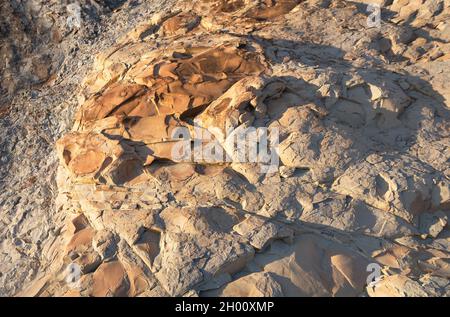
[{"xmin": 1, "ymin": 0, "xmax": 450, "ymax": 297}]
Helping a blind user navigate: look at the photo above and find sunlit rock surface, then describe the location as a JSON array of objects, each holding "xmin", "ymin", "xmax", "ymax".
[{"xmin": 2, "ymin": 0, "xmax": 449, "ymax": 297}]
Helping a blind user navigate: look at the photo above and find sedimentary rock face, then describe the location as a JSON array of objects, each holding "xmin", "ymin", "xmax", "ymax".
[
  {"xmin": 78, "ymin": 43, "xmax": 267, "ymax": 126},
  {"xmin": 17, "ymin": 0, "xmax": 449, "ymax": 297},
  {"xmin": 58, "ymin": 39, "xmax": 269, "ymax": 185}
]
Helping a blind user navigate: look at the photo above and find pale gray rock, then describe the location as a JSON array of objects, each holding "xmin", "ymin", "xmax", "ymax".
[
  {"xmin": 2, "ymin": 0, "xmax": 450, "ymax": 297},
  {"xmin": 419, "ymin": 211, "xmax": 448, "ymax": 238},
  {"xmin": 332, "ymin": 153, "xmax": 445, "ymax": 223},
  {"xmin": 233, "ymin": 215, "xmax": 294, "ymax": 250}
]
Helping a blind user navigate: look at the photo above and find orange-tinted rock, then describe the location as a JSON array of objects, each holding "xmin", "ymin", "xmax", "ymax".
[
  {"xmin": 66, "ymin": 228, "xmax": 95, "ymax": 253},
  {"xmin": 80, "ymin": 83, "xmax": 146, "ymax": 124},
  {"xmin": 92, "ymin": 261, "xmax": 129, "ymax": 297},
  {"xmin": 246, "ymin": 0, "xmax": 301, "ymax": 20},
  {"xmin": 161, "ymin": 12, "xmax": 200, "ymax": 35},
  {"xmin": 67, "ymin": 214, "xmax": 90, "ymax": 235},
  {"xmin": 69, "ymin": 150, "xmax": 106, "ymax": 176}
]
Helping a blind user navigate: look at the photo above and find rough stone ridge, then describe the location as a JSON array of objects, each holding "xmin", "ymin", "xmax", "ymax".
[{"xmin": 2, "ymin": 0, "xmax": 449, "ymax": 297}]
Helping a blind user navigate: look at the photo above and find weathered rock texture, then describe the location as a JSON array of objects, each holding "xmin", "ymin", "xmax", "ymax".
[
  {"xmin": 0, "ymin": 0, "xmax": 177, "ymax": 297},
  {"xmin": 2, "ymin": 0, "xmax": 450, "ymax": 297}
]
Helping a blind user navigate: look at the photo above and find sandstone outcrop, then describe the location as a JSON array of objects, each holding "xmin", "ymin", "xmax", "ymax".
[{"xmin": 3, "ymin": 0, "xmax": 449, "ymax": 297}]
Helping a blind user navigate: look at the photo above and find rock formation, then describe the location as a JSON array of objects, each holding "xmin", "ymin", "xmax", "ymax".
[{"xmin": 2, "ymin": 0, "xmax": 449, "ymax": 297}]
